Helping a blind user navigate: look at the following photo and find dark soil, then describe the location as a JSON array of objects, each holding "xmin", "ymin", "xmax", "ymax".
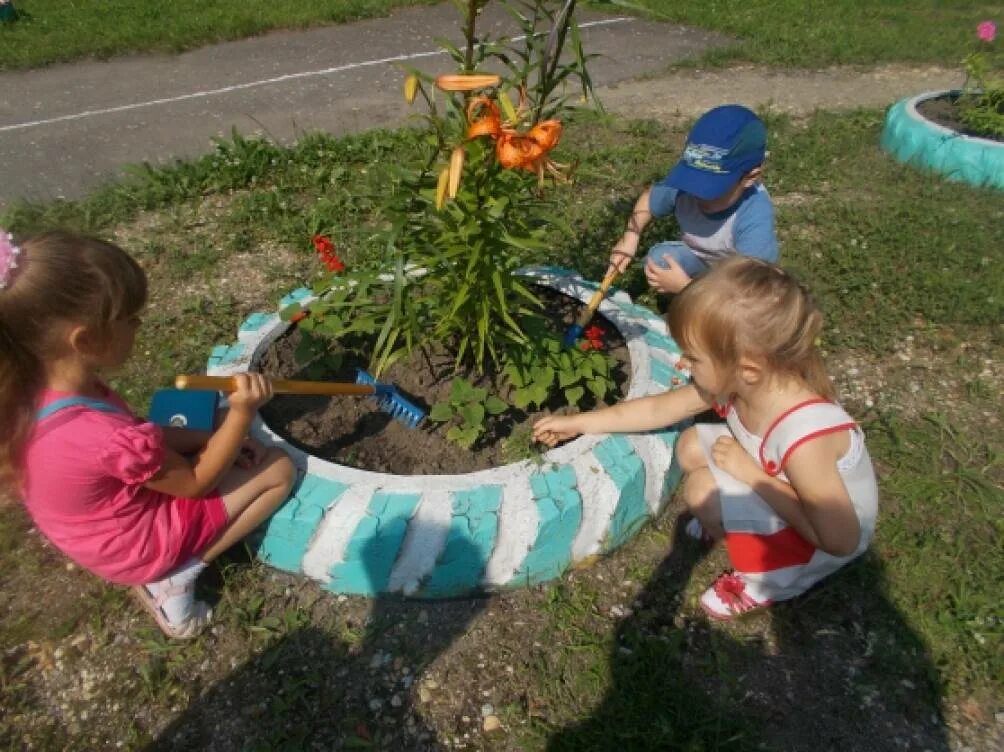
[
  {"xmin": 916, "ymin": 93, "xmax": 1002, "ymax": 140},
  {"xmin": 258, "ymin": 289, "xmax": 630, "ymax": 475}
]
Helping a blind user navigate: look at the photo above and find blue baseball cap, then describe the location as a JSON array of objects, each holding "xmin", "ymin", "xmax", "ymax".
[{"xmin": 660, "ymin": 105, "xmax": 767, "ymax": 200}]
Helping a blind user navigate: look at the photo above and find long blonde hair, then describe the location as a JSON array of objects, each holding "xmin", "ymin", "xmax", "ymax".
[
  {"xmin": 0, "ymin": 231, "xmax": 147, "ymax": 494},
  {"xmin": 667, "ymin": 257, "xmax": 834, "ymax": 399}
]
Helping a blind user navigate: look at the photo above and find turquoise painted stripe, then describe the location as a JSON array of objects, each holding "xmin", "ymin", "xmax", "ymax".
[
  {"xmin": 206, "ymin": 343, "xmax": 246, "ymax": 369},
  {"xmin": 619, "ymin": 301, "xmax": 664, "ymax": 324},
  {"xmin": 258, "ymin": 474, "xmax": 349, "ymax": 573},
  {"xmin": 280, "ymin": 287, "xmax": 313, "ymax": 308},
  {"xmin": 644, "ymin": 329, "xmax": 681, "ymax": 355},
  {"xmin": 328, "ymin": 491, "xmax": 421, "ymax": 595},
  {"xmin": 239, "ymin": 311, "xmax": 276, "ymax": 333},
  {"xmin": 593, "ymin": 435, "xmax": 649, "ymax": 552},
  {"xmin": 650, "ymin": 358, "xmax": 673, "ymax": 388},
  {"xmin": 523, "ymin": 264, "xmax": 568, "ymax": 277},
  {"xmin": 420, "ymin": 486, "xmax": 502, "ymax": 598},
  {"xmin": 509, "ymin": 465, "xmax": 582, "ymax": 587}
]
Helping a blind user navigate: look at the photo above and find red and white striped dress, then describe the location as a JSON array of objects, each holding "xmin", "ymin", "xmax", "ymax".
[{"xmin": 696, "ymin": 399, "xmax": 879, "ymax": 604}]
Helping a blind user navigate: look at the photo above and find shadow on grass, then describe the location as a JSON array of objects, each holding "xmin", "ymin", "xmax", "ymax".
[
  {"xmin": 147, "ymin": 529, "xmax": 487, "ymax": 750},
  {"xmin": 545, "ymin": 518, "xmax": 949, "ymax": 752}
]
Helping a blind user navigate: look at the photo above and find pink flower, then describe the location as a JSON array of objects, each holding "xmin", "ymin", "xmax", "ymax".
[{"xmin": 977, "ymin": 20, "xmax": 997, "ymax": 43}]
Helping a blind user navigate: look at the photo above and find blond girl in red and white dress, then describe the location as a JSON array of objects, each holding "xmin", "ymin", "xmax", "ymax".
[{"xmin": 534, "ymin": 256, "xmax": 878, "ymax": 620}]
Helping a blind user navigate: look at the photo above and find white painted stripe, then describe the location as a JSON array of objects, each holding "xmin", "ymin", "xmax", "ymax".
[
  {"xmin": 386, "ymin": 489, "xmax": 453, "ymax": 595},
  {"xmin": 482, "ymin": 474, "xmax": 537, "ymax": 586},
  {"xmin": 569, "ymin": 449, "xmax": 620, "ymax": 560},
  {"xmin": 0, "ymin": 18, "xmax": 632, "ymax": 133},
  {"xmin": 300, "ymin": 484, "xmax": 375, "ymax": 583}
]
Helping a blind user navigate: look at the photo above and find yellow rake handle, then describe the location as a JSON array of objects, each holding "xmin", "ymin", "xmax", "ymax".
[
  {"xmin": 174, "ymin": 374, "xmax": 376, "ymax": 397},
  {"xmin": 573, "ymin": 269, "xmax": 620, "ymax": 329}
]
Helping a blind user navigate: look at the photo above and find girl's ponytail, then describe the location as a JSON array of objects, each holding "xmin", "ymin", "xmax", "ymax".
[{"xmin": 0, "ymin": 320, "xmax": 43, "ymax": 496}]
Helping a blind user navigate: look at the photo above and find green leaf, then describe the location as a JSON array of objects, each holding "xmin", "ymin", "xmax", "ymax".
[
  {"xmin": 512, "ymin": 387, "xmax": 532, "ymax": 410},
  {"xmin": 429, "ymin": 403, "xmax": 454, "ymax": 422},
  {"xmin": 459, "ymin": 402, "xmax": 485, "ymax": 429},
  {"xmin": 485, "ymin": 395, "xmax": 508, "ymax": 415},
  {"xmin": 529, "ymin": 382, "xmax": 550, "ymax": 407},
  {"xmin": 564, "ymin": 386, "xmax": 585, "ymax": 407},
  {"xmin": 587, "ymin": 377, "xmax": 608, "ymax": 400},
  {"xmin": 558, "ymin": 368, "xmax": 579, "ymax": 388},
  {"xmin": 279, "ymin": 303, "xmax": 302, "ymax": 321}
]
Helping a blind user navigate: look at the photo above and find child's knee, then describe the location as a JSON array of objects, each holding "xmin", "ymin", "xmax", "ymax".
[
  {"xmin": 676, "ymin": 427, "xmax": 706, "ymax": 473},
  {"xmin": 265, "ymin": 449, "xmax": 297, "ymax": 492}
]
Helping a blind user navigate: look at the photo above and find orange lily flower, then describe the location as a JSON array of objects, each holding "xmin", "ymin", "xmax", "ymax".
[{"xmin": 435, "ymin": 74, "xmax": 502, "ymax": 92}]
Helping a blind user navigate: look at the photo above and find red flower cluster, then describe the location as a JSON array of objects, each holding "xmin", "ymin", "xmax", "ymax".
[
  {"xmin": 580, "ymin": 324, "xmax": 605, "ymax": 351},
  {"xmin": 312, "ymin": 234, "xmax": 345, "ymax": 273}
]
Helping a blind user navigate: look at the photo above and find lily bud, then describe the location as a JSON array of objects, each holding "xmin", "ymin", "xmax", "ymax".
[
  {"xmin": 435, "ymin": 73, "xmax": 502, "ymax": 92},
  {"xmin": 448, "ymin": 147, "xmax": 465, "ymax": 199},
  {"xmin": 404, "ymin": 74, "xmax": 419, "ymax": 104},
  {"xmin": 435, "ymin": 167, "xmax": 450, "ymax": 209}
]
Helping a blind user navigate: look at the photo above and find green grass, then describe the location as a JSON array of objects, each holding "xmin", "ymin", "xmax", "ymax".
[
  {"xmin": 0, "ymin": 0, "xmax": 436, "ymax": 70},
  {"xmin": 619, "ymin": 0, "xmax": 1000, "ymax": 68},
  {"xmin": 2, "ymin": 109, "xmax": 1001, "ymax": 746},
  {"xmin": 1, "ymin": 0, "xmax": 999, "ymax": 70}
]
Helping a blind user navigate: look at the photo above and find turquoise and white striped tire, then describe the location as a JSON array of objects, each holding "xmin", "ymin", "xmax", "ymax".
[
  {"xmin": 881, "ymin": 91, "xmax": 1004, "ymax": 191},
  {"xmin": 205, "ymin": 266, "xmax": 690, "ymax": 598}
]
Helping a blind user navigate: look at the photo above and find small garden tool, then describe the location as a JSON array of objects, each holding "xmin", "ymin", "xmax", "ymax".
[
  {"xmin": 562, "ymin": 269, "xmax": 619, "ymax": 347},
  {"xmin": 174, "ymin": 369, "xmax": 426, "ymax": 428}
]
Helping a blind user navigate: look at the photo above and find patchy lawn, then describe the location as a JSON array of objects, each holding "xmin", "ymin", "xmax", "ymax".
[{"xmin": 2, "ymin": 108, "xmax": 1002, "ymax": 750}]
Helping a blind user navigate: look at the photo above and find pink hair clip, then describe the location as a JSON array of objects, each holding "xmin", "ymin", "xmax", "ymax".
[{"xmin": 0, "ymin": 230, "xmax": 21, "ymax": 289}]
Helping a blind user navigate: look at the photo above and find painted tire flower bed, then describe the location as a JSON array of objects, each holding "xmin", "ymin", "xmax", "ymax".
[
  {"xmin": 881, "ymin": 92, "xmax": 1004, "ymax": 191},
  {"xmin": 203, "ymin": 267, "xmax": 689, "ymax": 598}
]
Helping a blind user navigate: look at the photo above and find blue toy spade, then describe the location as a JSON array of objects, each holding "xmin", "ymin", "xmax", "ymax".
[{"xmin": 562, "ymin": 269, "xmax": 619, "ymax": 347}]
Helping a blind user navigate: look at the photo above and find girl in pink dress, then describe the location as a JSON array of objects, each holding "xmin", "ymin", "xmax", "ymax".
[
  {"xmin": 534, "ymin": 256, "xmax": 878, "ymax": 620},
  {"xmin": 0, "ymin": 230, "xmax": 296, "ymax": 638}
]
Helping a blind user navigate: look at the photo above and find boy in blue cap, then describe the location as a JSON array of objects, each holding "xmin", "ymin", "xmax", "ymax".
[{"xmin": 608, "ymin": 104, "xmax": 778, "ymax": 294}]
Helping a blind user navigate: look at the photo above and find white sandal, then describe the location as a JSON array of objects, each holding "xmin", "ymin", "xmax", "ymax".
[{"xmin": 132, "ymin": 583, "xmax": 212, "ymax": 640}]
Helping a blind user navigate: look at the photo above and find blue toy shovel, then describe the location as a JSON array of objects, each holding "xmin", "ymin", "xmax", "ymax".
[
  {"xmin": 174, "ymin": 370, "xmax": 426, "ymax": 428},
  {"xmin": 562, "ymin": 269, "xmax": 619, "ymax": 347}
]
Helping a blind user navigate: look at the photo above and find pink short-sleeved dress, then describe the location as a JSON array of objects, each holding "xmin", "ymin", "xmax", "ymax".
[{"xmin": 21, "ymin": 386, "xmax": 229, "ymax": 586}]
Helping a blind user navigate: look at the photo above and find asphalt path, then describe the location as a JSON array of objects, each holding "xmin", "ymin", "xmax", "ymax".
[{"xmin": 0, "ymin": 4, "xmax": 727, "ymax": 208}]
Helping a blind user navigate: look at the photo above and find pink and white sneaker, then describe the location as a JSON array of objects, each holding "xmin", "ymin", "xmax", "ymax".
[{"xmin": 699, "ymin": 571, "xmax": 773, "ymax": 621}]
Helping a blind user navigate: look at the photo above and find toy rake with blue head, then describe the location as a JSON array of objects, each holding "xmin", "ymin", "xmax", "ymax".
[{"xmin": 174, "ymin": 370, "xmax": 426, "ymax": 428}]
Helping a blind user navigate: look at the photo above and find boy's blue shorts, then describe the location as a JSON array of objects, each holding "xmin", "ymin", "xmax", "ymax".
[{"xmin": 645, "ymin": 241, "xmax": 709, "ymax": 279}]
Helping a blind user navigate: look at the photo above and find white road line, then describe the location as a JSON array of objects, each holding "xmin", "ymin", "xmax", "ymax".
[{"xmin": 0, "ymin": 17, "xmax": 632, "ymax": 133}]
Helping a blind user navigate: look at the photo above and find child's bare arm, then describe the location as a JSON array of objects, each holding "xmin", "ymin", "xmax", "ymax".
[
  {"xmin": 144, "ymin": 374, "xmax": 272, "ymax": 498},
  {"xmin": 608, "ymin": 188, "xmax": 654, "ymax": 274},
  {"xmin": 534, "ymin": 384, "xmax": 709, "ymax": 446},
  {"xmin": 781, "ymin": 436, "xmax": 860, "ymax": 556}
]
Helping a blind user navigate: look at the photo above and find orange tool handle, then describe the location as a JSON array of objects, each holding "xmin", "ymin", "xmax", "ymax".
[
  {"xmin": 174, "ymin": 374, "xmax": 375, "ymax": 397},
  {"xmin": 573, "ymin": 269, "xmax": 619, "ymax": 329}
]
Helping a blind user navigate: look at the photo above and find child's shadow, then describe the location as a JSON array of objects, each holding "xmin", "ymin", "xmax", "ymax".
[
  {"xmin": 546, "ymin": 519, "xmax": 950, "ymax": 751},
  {"xmin": 147, "ymin": 528, "xmax": 488, "ymax": 750}
]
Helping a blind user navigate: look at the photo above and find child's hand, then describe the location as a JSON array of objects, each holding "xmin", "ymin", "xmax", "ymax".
[
  {"xmin": 227, "ymin": 372, "xmax": 274, "ymax": 417},
  {"xmin": 533, "ymin": 414, "xmax": 582, "ymax": 447},
  {"xmin": 711, "ymin": 436, "xmax": 762, "ymax": 485},
  {"xmin": 236, "ymin": 436, "xmax": 268, "ymax": 469},
  {"xmin": 645, "ymin": 256, "xmax": 691, "ymax": 294}
]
